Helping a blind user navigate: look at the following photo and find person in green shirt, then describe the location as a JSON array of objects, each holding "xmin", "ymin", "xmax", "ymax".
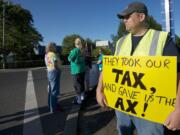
[{"xmin": 68, "ymin": 38, "xmax": 85, "ymax": 104}]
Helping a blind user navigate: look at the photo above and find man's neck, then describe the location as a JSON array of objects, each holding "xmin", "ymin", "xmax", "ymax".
[{"xmin": 132, "ymin": 28, "xmax": 148, "ymax": 36}]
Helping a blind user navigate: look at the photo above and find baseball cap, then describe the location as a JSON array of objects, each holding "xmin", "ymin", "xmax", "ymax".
[{"xmin": 117, "ymin": 1, "xmax": 148, "ymax": 19}]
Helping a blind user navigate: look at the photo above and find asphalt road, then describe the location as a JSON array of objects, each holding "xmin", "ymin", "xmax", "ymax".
[
  {"xmin": 0, "ymin": 65, "xmax": 118, "ymax": 135},
  {"xmin": 0, "ymin": 66, "xmax": 75, "ymax": 135}
]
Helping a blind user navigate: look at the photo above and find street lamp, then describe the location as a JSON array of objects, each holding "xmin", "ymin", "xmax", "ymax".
[
  {"xmin": 161, "ymin": 0, "xmax": 175, "ymax": 41},
  {"xmin": 2, "ymin": 1, "xmax": 5, "ymax": 69},
  {"xmin": 2, "ymin": 0, "xmax": 9, "ymax": 69}
]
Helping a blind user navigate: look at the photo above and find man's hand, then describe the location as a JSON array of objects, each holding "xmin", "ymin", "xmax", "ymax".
[
  {"xmin": 96, "ymin": 72, "xmax": 107, "ymax": 107},
  {"xmin": 96, "ymin": 89, "xmax": 107, "ymax": 107},
  {"xmin": 164, "ymin": 109, "xmax": 180, "ymax": 131},
  {"xmin": 165, "ymin": 73, "xmax": 180, "ymax": 131}
]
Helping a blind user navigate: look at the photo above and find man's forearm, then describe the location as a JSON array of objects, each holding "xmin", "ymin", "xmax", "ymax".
[
  {"xmin": 97, "ymin": 72, "xmax": 103, "ymax": 92},
  {"xmin": 175, "ymin": 73, "xmax": 180, "ymax": 109}
]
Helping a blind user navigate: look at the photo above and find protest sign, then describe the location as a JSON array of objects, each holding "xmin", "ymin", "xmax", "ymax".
[{"xmin": 103, "ymin": 56, "xmax": 177, "ymax": 124}]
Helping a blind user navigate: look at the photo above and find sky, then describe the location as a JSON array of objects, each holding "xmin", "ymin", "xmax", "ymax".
[{"xmin": 12, "ymin": 0, "xmax": 180, "ymax": 46}]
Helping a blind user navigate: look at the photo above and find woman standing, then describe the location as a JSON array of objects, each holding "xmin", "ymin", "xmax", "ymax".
[
  {"xmin": 68, "ymin": 38, "xmax": 85, "ymax": 105},
  {"xmin": 45, "ymin": 42, "xmax": 62, "ymax": 113},
  {"xmin": 97, "ymin": 48, "xmax": 103, "ymax": 72}
]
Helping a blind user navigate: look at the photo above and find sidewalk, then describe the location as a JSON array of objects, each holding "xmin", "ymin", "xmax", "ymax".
[
  {"xmin": 64, "ymin": 89, "xmax": 118, "ymax": 135},
  {"xmin": 78, "ymin": 90, "xmax": 118, "ymax": 135},
  {"xmin": 63, "ymin": 64, "xmax": 118, "ymax": 135}
]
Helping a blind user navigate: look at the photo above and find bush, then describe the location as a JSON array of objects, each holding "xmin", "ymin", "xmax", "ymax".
[{"xmin": 92, "ymin": 47, "xmax": 112, "ymax": 59}]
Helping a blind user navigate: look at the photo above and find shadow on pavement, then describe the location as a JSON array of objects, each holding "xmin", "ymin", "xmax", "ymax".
[
  {"xmin": 0, "ymin": 95, "xmax": 75, "ymax": 135},
  {"xmin": 78, "ymin": 89, "xmax": 117, "ymax": 135},
  {"xmin": 40, "ymin": 96, "xmax": 74, "ymax": 135}
]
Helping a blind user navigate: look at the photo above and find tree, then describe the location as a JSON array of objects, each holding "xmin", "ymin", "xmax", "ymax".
[
  {"xmin": 175, "ymin": 35, "xmax": 180, "ymax": 48},
  {"xmin": 0, "ymin": 1, "xmax": 43, "ymax": 60},
  {"xmin": 61, "ymin": 34, "xmax": 84, "ymax": 55},
  {"xmin": 146, "ymin": 16, "xmax": 162, "ymax": 30},
  {"xmin": 111, "ymin": 22, "xmax": 126, "ymax": 46},
  {"xmin": 92, "ymin": 47, "xmax": 112, "ymax": 59},
  {"xmin": 112, "ymin": 15, "xmax": 162, "ymax": 44},
  {"xmin": 85, "ymin": 38, "xmax": 96, "ymax": 50}
]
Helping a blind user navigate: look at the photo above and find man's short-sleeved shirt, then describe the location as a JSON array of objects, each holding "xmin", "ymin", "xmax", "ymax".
[{"xmin": 131, "ymin": 34, "xmax": 180, "ymax": 72}]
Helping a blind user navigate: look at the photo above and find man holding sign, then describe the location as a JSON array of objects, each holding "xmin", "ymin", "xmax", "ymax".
[{"xmin": 96, "ymin": 1, "xmax": 180, "ymax": 135}]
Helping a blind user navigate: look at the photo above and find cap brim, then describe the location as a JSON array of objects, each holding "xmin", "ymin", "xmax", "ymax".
[
  {"xmin": 117, "ymin": 8, "xmax": 134, "ymax": 19},
  {"xmin": 117, "ymin": 13, "xmax": 126, "ymax": 19}
]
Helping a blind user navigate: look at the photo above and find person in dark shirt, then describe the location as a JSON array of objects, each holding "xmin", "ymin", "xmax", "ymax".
[
  {"xmin": 96, "ymin": 1, "xmax": 180, "ymax": 135},
  {"xmin": 84, "ymin": 43, "xmax": 92, "ymax": 92},
  {"xmin": 131, "ymin": 35, "xmax": 180, "ymax": 72}
]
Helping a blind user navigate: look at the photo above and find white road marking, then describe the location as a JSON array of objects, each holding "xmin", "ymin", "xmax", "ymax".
[{"xmin": 23, "ymin": 71, "xmax": 43, "ymax": 135}]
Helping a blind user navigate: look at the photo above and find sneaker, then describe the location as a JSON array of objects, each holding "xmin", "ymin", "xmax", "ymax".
[
  {"xmin": 72, "ymin": 97, "xmax": 81, "ymax": 105},
  {"xmin": 72, "ymin": 97, "xmax": 77, "ymax": 103},
  {"xmin": 80, "ymin": 92, "xmax": 85, "ymax": 101},
  {"xmin": 77, "ymin": 95, "xmax": 82, "ymax": 104}
]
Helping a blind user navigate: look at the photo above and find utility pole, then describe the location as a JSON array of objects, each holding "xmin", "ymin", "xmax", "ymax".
[
  {"xmin": 2, "ymin": 0, "xmax": 9, "ymax": 69},
  {"xmin": 161, "ymin": 0, "xmax": 175, "ymax": 41},
  {"xmin": 2, "ymin": 1, "xmax": 6, "ymax": 69}
]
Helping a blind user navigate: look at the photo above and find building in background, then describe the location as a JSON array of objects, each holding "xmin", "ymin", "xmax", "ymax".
[
  {"xmin": 96, "ymin": 40, "xmax": 114, "ymax": 52},
  {"xmin": 34, "ymin": 45, "xmax": 61, "ymax": 56},
  {"xmin": 96, "ymin": 40, "xmax": 110, "ymax": 47}
]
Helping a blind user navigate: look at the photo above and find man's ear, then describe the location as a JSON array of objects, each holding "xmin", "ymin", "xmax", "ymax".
[{"xmin": 139, "ymin": 13, "xmax": 146, "ymax": 22}]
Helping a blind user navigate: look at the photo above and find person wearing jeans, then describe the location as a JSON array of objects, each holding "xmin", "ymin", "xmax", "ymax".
[
  {"xmin": 115, "ymin": 111, "xmax": 164, "ymax": 135},
  {"xmin": 47, "ymin": 69, "xmax": 61, "ymax": 112},
  {"xmin": 96, "ymin": 1, "xmax": 180, "ymax": 135},
  {"xmin": 45, "ymin": 42, "xmax": 62, "ymax": 113}
]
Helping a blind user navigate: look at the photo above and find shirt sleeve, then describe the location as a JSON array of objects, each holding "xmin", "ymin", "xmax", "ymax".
[
  {"xmin": 68, "ymin": 48, "xmax": 78, "ymax": 62},
  {"xmin": 51, "ymin": 53, "xmax": 57, "ymax": 62},
  {"xmin": 163, "ymin": 35, "xmax": 180, "ymax": 72}
]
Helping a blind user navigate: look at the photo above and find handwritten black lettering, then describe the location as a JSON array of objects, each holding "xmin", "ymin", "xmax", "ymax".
[
  {"xmin": 155, "ymin": 96, "xmax": 176, "ymax": 107},
  {"xmin": 164, "ymin": 59, "xmax": 170, "ymax": 69},
  {"xmin": 112, "ymin": 69, "xmax": 146, "ymax": 90},
  {"xmin": 146, "ymin": 59, "xmax": 171, "ymax": 69},
  {"xmin": 126, "ymin": 100, "xmax": 138, "ymax": 114},
  {"xmin": 115, "ymin": 97, "xmax": 138, "ymax": 114},
  {"xmin": 115, "ymin": 97, "xmax": 125, "ymax": 111},
  {"xmin": 121, "ymin": 71, "xmax": 131, "ymax": 86},
  {"xmin": 104, "ymin": 57, "xmax": 120, "ymax": 66},
  {"xmin": 121, "ymin": 57, "xmax": 141, "ymax": 67},
  {"xmin": 132, "ymin": 72, "xmax": 146, "ymax": 90},
  {"xmin": 112, "ymin": 69, "xmax": 123, "ymax": 83},
  {"xmin": 103, "ymin": 83, "xmax": 116, "ymax": 92},
  {"xmin": 118, "ymin": 86, "xmax": 140, "ymax": 99}
]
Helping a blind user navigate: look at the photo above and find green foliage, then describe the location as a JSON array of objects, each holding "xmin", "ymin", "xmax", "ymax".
[
  {"xmin": 92, "ymin": 47, "xmax": 112, "ymax": 59},
  {"xmin": 86, "ymin": 38, "xmax": 96, "ymax": 50},
  {"xmin": 112, "ymin": 16, "xmax": 162, "ymax": 44},
  {"xmin": 0, "ymin": 1, "xmax": 43, "ymax": 60},
  {"xmin": 146, "ymin": 16, "xmax": 162, "ymax": 30},
  {"xmin": 61, "ymin": 34, "xmax": 84, "ymax": 55},
  {"xmin": 175, "ymin": 35, "xmax": 180, "ymax": 48},
  {"xmin": 111, "ymin": 22, "xmax": 126, "ymax": 45}
]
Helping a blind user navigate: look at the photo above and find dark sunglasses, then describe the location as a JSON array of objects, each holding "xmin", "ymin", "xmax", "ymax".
[{"xmin": 122, "ymin": 13, "xmax": 133, "ymax": 20}]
